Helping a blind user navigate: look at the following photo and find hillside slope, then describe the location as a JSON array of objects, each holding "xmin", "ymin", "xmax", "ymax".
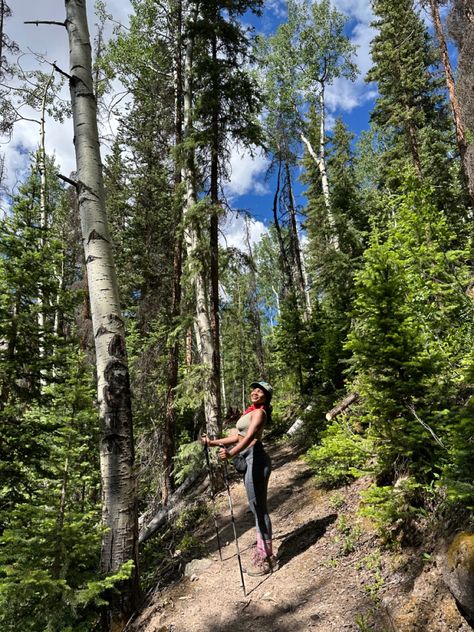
[{"xmin": 129, "ymin": 443, "xmax": 471, "ymax": 632}]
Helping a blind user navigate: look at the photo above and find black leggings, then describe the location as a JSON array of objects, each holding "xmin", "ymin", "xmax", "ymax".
[{"xmin": 242, "ymin": 442, "xmax": 272, "ymax": 541}]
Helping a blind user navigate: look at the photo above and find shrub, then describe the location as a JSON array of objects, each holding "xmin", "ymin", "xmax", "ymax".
[
  {"xmin": 304, "ymin": 420, "xmax": 372, "ymax": 488},
  {"xmin": 359, "ymin": 478, "xmax": 429, "ymax": 544}
]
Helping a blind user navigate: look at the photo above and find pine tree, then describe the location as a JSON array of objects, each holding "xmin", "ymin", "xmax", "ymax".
[
  {"xmin": 300, "ymin": 112, "xmax": 367, "ymax": 394},
  {"xmin": 347, "ymin": 172, "xmax": 472, "ymax": 481},
  {"xmin": 0, "ymin": 156, "xmax": 117, "ymax": 631},
  {"xmin": 367, "ymin": 0, "xmax": 459, "ymax": 212}
]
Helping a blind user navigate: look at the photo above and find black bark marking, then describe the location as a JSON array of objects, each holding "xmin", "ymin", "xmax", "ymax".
[
  {"xmin": 102, "ymin": 361, "xmax": 133, "ymax": 441},
  {"xmin": 108, "ymin": 334, "xmax": 127, "ymax": 360},
  {"xmin": 86, "ymin": 254, "xmax": 100, "ymax": 264},
  {"xmin": 88, "ymin": 229, "xmax": 108, "ymax": 244},
  {"xmin": 95, "ymin": 325, "xmax": 112, "ymax": 338},
  {"xmin": 107, "ymin": 313, "xmax": 125, "ymax": 328}
]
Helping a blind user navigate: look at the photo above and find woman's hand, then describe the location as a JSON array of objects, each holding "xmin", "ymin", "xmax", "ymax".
[
  {"xmin": 218, "ymin": 447, "xmax": 230, "ymax": 461},
  {"xmin": 200, "ymin": 434, "xmax": 211, "ymax": 446}
]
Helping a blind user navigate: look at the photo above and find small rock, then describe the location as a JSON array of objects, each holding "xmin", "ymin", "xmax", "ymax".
[{"xmin": 184, "ymin": 558, "xmax": 213, "ymax": 578}]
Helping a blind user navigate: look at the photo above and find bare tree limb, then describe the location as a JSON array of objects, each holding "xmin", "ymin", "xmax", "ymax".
[
  {"xmin": 24, "ymin": 20, "xmax": 66, "ymax": 27},
  {"xmin": 407, "ymin": 404, "xmax": 446, "ymax": 449},
  {"xmin": 57, "ymin": 173, "xmax": 78, "ymax": 189},
  {"xmin": 326, "ymin": 393, "xmax": 360, "ymax": 421},
  {"xmin": 52, "ymin": 63, "xmax": 72, "ymax": 81}
]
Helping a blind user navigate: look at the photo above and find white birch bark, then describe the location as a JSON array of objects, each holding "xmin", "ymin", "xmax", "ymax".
[
  {"xmin": 298, "ymin": 226, "xmax": 312, "ymax": 317},
  {"xmin": 301, "ymin": 86, "xmax": 339, "ymax": 251},
  {"xmin": 64, "ymin": 0, "xmax": 139, "ymax": 619},
  {"xmin": 181, "ymin": 13, "xmax": 220, "ymax": 438}
]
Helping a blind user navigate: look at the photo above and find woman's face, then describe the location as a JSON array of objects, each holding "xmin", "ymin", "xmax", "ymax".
[{"xmin": 250, "ymin": 387, "xmax": 266, "ymax": 406}]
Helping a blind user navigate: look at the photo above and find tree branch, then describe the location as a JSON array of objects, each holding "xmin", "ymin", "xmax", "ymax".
[
  {"xmin": 24, "ymin": 20, "xmax": 67, "ymax": 27},
  {"xmin": 52, "ymin": 63, "xmax": 72, "ymax": 81},
  {"xmin": 57, "ymin": 173, "xmax": 78, "ymax": 189},
  {"xmin": 301, "ymin": 133, "xmax": 321, "ymax": 167},
  {"xmin": 407, "ymin": 404, "xmax": 446, "ymax": 449}
]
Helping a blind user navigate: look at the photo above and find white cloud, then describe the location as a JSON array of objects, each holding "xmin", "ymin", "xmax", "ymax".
[
  {"xmin": 221, "ymin": 212, "xmax": 267, "ymax": 250},
  {"xmin": 332, "ymin": 0, "xmax": 374, "ymax": 24},
  {"xmin": 225, "ymin": 145, "xmax": 270, "ymax": 200},
  {"xmin": 324, "ymin": 2, "xmax": 377, "ymax": 114},
  {"xmin": 266, "ymin": 0, "xmax": 287, "ymax": 19}
]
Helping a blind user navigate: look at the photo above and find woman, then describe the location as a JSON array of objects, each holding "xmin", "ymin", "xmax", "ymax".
[{"xmin": 202, "ymin": 381, "xmax": 277, "ymax": 576}]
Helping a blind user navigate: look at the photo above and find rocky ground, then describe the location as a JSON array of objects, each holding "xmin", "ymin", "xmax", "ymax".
[{"xmin": 128, "ymin": 442, "xmax": 472, "ymax": 632}]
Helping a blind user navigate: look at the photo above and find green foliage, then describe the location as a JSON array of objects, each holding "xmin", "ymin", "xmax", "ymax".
[
  {"xmin": 366, "ymin": 0, "xmax": 465, "ymax": 217},
  {"xmin": 346, "ymin": 172, "xmax": 473, "ymax": 481},
  {"xmin": 334, "ymin": 514, "xmax": 361, "ymax": 556},
  {"xmin": 359, "ymin": 479, "xmax": 429, "ymax": 545},
  {"xmin": 0, "ymin": 351, "xmax": 105, "ymax": 631},
  {"xmin": 269, "ymin": 293, "xmax": 319, "ymax": 395},
  {"xmin": 440, "ymin": 398, "xmax": 474, "ymax": 507},
  {"xmin": 173, "ymin": 440, "xmax": 205, "ymax": 486},
  {"xmin": 261, "ymin": 0, "xmax": 357, "ymax": 152},
  {"xmin": 355, "ymin": 550, "xmax": 384, "ymax": 602},
  {"xmin": 301, "ymin": 112, "xmax": 368, "ymax": 397},
  {"xmin": 305, "ymin": 420, "xmax": 372, "ymax": 488}
]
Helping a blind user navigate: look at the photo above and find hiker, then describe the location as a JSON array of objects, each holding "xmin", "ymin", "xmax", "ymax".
[{"xmin": 202, "ymin": 381, "xmax": 278, "ymax": 576}]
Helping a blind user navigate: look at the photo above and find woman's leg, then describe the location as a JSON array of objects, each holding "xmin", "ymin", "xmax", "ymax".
[{"xmin": 244, "ymin": 445, "xmax": 272, "ymax": 559}]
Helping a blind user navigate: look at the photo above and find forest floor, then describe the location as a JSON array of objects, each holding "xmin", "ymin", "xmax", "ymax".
[{"xmin": 129, "ymin": 441, "xmax": 472, "ymax": 632}]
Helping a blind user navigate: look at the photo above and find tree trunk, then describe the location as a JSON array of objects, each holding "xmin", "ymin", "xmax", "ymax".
[
  {"xmin": 182, "ymin": 13, "xmax": 220, "ymax": 438},
  {"xmin": 429, "ymin": 0, "xmax": 471, "ymax": 203},
  {"xmin": 318, "ymin": 87, "xmax": 332, "ymax": 220},
  {"xmin": 301, "ymin": 86, "xmax": 339, "ymax": 250},
  {"xmin": 64, "ymin": 0, "xmax": 139, "ymax": 625},
  {"xmin": 272, "ymin": 158, "xmax": 295, "ymax": 296},
  {"xmin": 0, "ymin": 1, "xmax": 4, "ymax": 71},
  {"xmin": 285, "ymin": 162, "xmax": 310, "ymax": 320},
  {"xmin": 37, "ymin": 72, "xmax": 54, "ymax": 381},
  {"xmin": 161, "ymin": 0, "xmax": 185, "ymax": 507},
  {"xmin": 244, "ymin": 219, "xmax": 265, "ymax": 376},
  {"xmin": 326, "ymin": 392, "xmax": 359, "ymax": 421},
  {"xmin": 209, "ymin": 21, "xmax": 222, "ymax": 434},
  {"xmin": 448, "ymin": 0, "xmax": 474, "ymax": 208}
]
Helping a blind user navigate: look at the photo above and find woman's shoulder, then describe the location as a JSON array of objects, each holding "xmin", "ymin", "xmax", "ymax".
[{"xmin": 250, "ymin": 407, "xmax": 266, "ymax": 420}]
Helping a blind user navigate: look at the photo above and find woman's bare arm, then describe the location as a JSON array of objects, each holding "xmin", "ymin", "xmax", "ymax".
[
  {"xmin": 226, "ymin": 409, "xmax": 265, "ymax": 457},
  {"xmin": 202, "ymin": 431, "xmax": 239, "ymax": 447}
]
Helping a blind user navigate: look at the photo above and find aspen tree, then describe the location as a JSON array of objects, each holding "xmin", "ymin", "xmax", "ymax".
[{"xmin": 64, "ymin": 0, "xmax": 139, "ymax": 623}]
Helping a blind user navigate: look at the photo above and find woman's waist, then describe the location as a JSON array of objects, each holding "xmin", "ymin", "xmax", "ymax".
[{"xmin": 240, "ymin": 440, "xmax": 265, "ymax": 458}]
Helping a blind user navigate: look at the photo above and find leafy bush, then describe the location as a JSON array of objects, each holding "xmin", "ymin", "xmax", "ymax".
[
  {"xmin": 304, "ymin": 420, "xmax": 372, "ymax": 488},
  {"xmin": 359, "ymin": 478, "xmax": 429, "ymax": 544}
]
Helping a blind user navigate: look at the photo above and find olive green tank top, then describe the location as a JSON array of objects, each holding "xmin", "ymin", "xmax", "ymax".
[{"xmin": 236, "ymin": 409, "xmax": 266, "ymax": 440}]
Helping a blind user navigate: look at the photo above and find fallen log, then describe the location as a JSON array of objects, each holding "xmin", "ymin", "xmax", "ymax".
[
  {"xmin": 287, "ymin": 404, "xmax": 314, "ymax": 436},
  {"xmin": 325, "ymin": 392, "xmax": 359, "ymax": 421},
  {"xmin": 139, "ymin": 470, "xmax": 208, "ymax": 544}
]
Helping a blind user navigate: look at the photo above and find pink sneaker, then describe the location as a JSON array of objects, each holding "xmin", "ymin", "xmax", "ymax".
[{"xmin": 245, "ymin": 554, "xmax": 279, "ymax": 576}]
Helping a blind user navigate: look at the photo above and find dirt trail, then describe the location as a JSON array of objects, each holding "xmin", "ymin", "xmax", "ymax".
[{"xmin": 130, "ymin": 443, "xmax": 472, "ymax": 632}]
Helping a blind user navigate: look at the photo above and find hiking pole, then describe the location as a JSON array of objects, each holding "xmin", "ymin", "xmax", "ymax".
[
  {"xmin": 202, "ymin": 435, "xmax": 223, "ymax": 561},
  {"xmin": 220, "ymin": 448, "xmax": 246, "ymax": 597}
]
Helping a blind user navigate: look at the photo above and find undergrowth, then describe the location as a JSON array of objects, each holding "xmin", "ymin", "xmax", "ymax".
[
  {"xmin": 140, "ymin": 502, "xmax": 209, "ymax": 593},
  {"xmin": 304, "ymin": 418, "xmax": 373, "ymax": 488}
]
